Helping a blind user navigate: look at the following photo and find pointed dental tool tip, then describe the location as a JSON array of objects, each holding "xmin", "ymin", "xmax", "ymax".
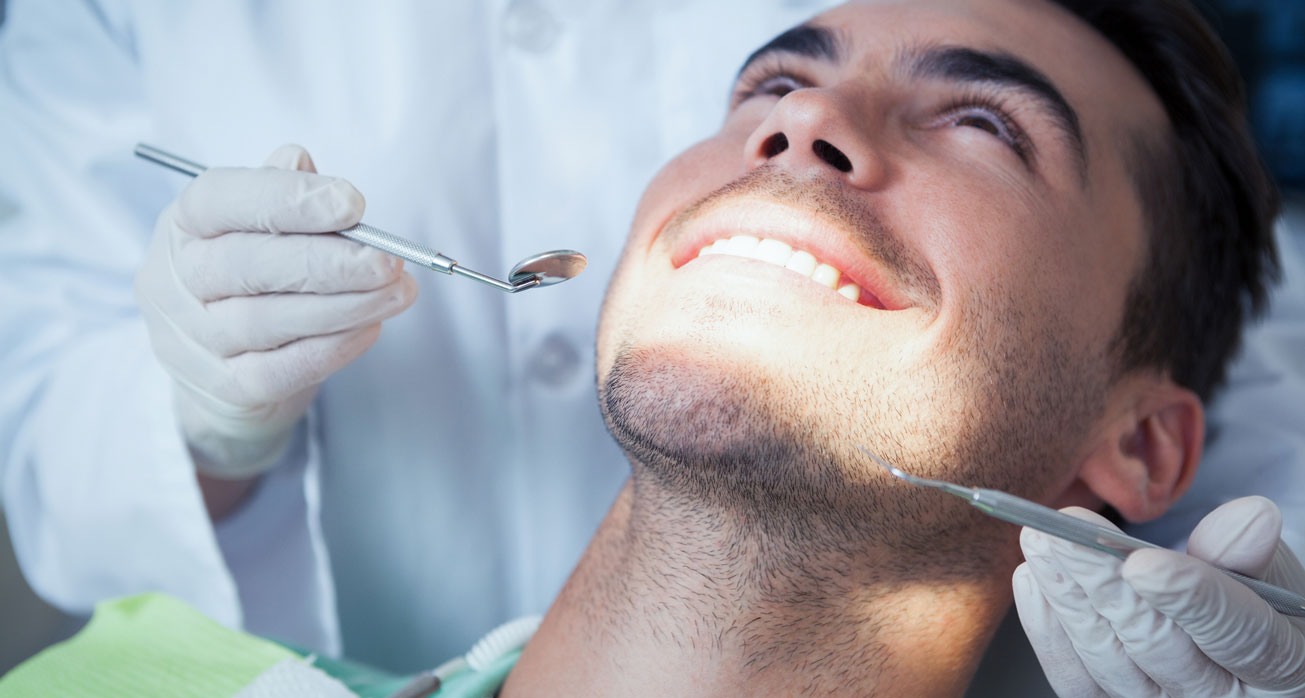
[
  {"xmin": 857, "ymin": 446, "xmax": 976, "ymax": 500},
  {"xmin": 858, "ymin": 446, "xmax": 911, "ymax": 482}
]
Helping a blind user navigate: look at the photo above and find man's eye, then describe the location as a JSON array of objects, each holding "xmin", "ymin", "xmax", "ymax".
[
  {"xmin": 746, "ymin": 75, "xmax": 804, "ymax": 99},
  {"xmin": 732, "ymin": 68, "xmax": 810, "ymax": 106},
  {"xmin": 954, "ymin": 112, "xmax": 1004, "ymax": 138},
  {"xmin": 939, "ymin": 100, "xmax": 1031, "ymax": 162}
]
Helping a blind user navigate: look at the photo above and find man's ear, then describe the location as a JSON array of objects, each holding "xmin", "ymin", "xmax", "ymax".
[{"xmin": 1068, "ymin": 377, "xmax": 1204, "ymax": 523}]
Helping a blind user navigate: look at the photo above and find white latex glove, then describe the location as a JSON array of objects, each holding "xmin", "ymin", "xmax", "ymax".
[
  {"xmin": 1013, "ymin": 496, "xmax": 1305, "ymax": 697},
  {"xmin": 135, "ymin": 144, "xmax": 418, "ymax": 478}
]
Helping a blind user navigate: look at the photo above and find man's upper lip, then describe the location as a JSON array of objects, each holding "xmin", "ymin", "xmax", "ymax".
[{"xmin": 666, "ymin": 199, "xmax": 912, "ymax": 311}]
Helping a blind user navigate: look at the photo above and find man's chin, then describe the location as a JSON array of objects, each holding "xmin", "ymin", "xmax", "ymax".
[
  {"xmin": 601, "ymin": 343, "xmax": 795, "ymax": 465},
  {"xmin": 598, "ymin": 340, "xmax": 866, "ymax": 516},
  {"xmin": 600, "ymin": 341, "xmax": 793, "ymax": 467}
]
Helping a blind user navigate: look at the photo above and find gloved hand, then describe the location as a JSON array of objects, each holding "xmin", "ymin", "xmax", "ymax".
[
  {"xmin": 135, "ymin": 144, "xmax": 418, "ymax": 478},
  {"xmin": 1013, "ymin": 496, "xmax": 1305, "ymax": 697}
]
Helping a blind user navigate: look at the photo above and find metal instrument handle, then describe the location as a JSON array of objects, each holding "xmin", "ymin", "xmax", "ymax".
[
  {"xmin": 1222, "ymin": 569, "xmax": 1305, "ymax": 618},
  {"xmin": 974, "ymin": 489, "xmax": 1158, "ymax": 559},
  {"xmin": 134, "ymin": 143, "xmax": 457, "ymax": 274},
  {"xmin": 339, "ymin": 223, "xmax": 455, "ymax": 274}
]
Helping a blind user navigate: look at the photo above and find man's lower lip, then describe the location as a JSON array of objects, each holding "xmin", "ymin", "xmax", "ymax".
[{"xmin": 680, "ymin": 254, "xmax": 887, "ymax": 309}]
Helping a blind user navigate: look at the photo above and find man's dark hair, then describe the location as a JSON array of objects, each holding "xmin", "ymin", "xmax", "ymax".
[{"xmin": 1052, "ymin": 0, "xmax": 1281, "ymax": 402}]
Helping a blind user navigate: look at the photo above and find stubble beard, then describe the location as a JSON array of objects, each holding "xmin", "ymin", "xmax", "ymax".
[{"xmin": 600, "ymin": 317, "xmax": 1107, "ymax": 586}]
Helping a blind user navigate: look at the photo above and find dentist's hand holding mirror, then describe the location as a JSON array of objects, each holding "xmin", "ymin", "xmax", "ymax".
[
  {"xmin": 135, "ymin": 145, "xmax": 419, "ymax": 480},
  {"xmin": 135, "ymin": 143, "xmax": 587, "ymax": 484}
]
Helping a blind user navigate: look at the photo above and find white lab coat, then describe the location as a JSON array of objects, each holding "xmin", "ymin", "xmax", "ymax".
[{"xmin": 0, "ymin": 0, "xmax": 1302, "ymax": 678}]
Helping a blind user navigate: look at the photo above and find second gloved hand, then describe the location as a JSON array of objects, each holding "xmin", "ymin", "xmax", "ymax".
[
  {"xmin": 135, "ymin": 145, "xmax": 418, "ymax": 478},
  {"xmin": 1013, "ymin": 496, "xmax": 1305, "ymax": 698}
]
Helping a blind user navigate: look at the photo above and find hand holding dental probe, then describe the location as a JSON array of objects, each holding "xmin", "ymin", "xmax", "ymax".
[
  {"xmin": 135, "ymin": 144, "xmax": 587, "ymax": 293},
  {"xmin": 861, "ymin": 447, "xmax": 1305, "ymax": 697},
  {"xmin": 133, "ymin": 143, "xmax": 586, "ymax": 482}
]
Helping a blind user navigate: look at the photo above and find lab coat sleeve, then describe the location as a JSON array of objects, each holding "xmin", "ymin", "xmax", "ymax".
[
  {"xmin": 0, "ymin": 0, "xmax": 336, "ymax": 653},
  {"xmin": 1127, "ymin": 213, "xmax": 1305, "ymax": 555}
]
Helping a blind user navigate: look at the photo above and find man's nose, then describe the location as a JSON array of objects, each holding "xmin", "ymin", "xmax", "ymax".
[{"xmin": 744, "ymin": 88, "xmax": 886, "ymax": 189}]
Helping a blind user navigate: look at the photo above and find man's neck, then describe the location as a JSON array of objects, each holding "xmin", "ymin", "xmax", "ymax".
[{"xmin": 504, "ymin": 479, "xmax": 1019, "ymax": 697}]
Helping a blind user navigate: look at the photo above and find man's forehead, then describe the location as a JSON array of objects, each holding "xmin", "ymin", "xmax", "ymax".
[{"xmin": 805, "ymin": 0, "xmax": 1116, "ymax": 64}]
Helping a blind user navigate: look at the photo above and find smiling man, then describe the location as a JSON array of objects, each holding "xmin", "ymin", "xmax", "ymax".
[
  {"xmin": 0, "ymin": 0, "xmax": 1290, "ymax": 696},
  {"xmin": 498, "ymin": 0, "xmax": 1283, "ymax": 696}
]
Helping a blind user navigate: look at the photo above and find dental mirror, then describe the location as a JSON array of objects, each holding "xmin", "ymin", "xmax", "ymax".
[{"xmin": 509, "ymin": 250, "xmax": 588, "ymax": 288}]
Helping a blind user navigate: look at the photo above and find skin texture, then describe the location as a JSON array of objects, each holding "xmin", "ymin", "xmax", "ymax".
[{"xmin": 504, "ymin": 0, "xmax": 1204, "ymax": 695}]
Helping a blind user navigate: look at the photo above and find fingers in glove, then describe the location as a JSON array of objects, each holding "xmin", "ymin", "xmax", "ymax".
[
  {"xmin": 228, "ymin": 322, "xmax": 384, "ymax": 405},
  {"xmin": 1037, "ymin": 508, "xmax": 1236, "ymax": 695},
  {"xmin": 1187, "ymin": 496, "xmax": 1282, "ymax": 578},
  {"xmin": 197, "ymin": 273, "xmax": 417, "ymax": 356},
  {"xmin": 174, "ymin": 231, "xmax": 403, "ymax": 299},
  {"xmin": 1020, "ymin": 524, "xmax": 1163, "ymax": 698},
  {"xmin": 1124, "ymin": 547, "xmax": 1305, "ymax": 692},
  {"xmin": 1012, "ymin": 563, "xmax": 1109, "ymax": 698},
  {"xmin": 263, "ymin": 143, "xmax": 318, "ymax": 172},
  {"xmin": 171, "ymin": 167, "xmax": 364, "ymax": 238}
]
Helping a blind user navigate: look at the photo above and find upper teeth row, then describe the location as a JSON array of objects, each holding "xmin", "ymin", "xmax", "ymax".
[{"xmin": 696, "ymin": 236, "xmax": 862, "ymax": 302}]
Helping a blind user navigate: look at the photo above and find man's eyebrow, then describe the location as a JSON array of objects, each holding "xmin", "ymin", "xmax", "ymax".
[
  {"xmin": 737, "ymin": 24, "xmax": 842, "ymax": 79},
  {"xmin": 910, "ymin": 46, "xmax": 1087, "ymax": 173}
]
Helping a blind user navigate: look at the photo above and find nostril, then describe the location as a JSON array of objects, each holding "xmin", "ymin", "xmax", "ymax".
[
  {"xmin": 812, "ymin": 139, "xmax": 853, "ymax": 173},
  {"xmin": 761, "ymin": 133, "xmax": 789, "ymax": 159}
]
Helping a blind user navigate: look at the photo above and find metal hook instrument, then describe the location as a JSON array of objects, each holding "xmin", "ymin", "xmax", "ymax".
[{"xmin": 860, "ymin": 446, "xmax": 1305, "ymax": 617}]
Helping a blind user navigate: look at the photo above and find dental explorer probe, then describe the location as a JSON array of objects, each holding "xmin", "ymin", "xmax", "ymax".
[
  {"xmin": 859, "ymin": 447, "xmax": 1305, "ymax": 618},
  {"xmin": 134, "ymin": 143, "xmax": 586, "ymax": 293}
]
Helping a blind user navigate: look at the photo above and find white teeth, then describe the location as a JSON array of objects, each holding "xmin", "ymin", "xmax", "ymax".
[
  {"xmin": 723, "ymin": 235, "xmax": 760, "ymax": 257},
  {"xmin": 755, "ymin": 238, "xmax": 793, "ymax": 266},
  {"xmin": 693, "ymin": 236, "xmax": 865, "ymax": 304},
  {"xmin": 699, "ymin": 241, "xmax": 724, "ymax": 256},
  {"xmin": 811, "ymin": 263, "xmax": 840, "ymax": 289},
  {"xmin": 784, "ymin": 250, "xmax": 817, "ymax": 276}
]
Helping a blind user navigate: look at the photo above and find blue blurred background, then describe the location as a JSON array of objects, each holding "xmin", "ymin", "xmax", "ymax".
[{"xmin": 1197, "ymin": 0, "xmax": 1305, "ymax": 189}]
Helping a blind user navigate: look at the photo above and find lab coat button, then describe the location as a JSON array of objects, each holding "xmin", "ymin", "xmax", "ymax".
[
  {"xmin": 503, "ymin": 0, "xmax": 561, "ymax": 53},
  {"xmin": 528, "ymin": 332, "xmax": 580, "ymax": 387}
]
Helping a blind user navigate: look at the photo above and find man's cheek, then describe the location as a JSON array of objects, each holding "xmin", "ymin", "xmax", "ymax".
[
  {"xmin": 633, "ymin": 139, "xmax": 740, "ymax": 239},
  {"xmin": 596, "ymin": 254, "xmax": 660, "ymax": 378}
]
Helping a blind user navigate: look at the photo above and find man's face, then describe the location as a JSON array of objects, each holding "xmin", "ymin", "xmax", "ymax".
[{"xmin": 596, "ymin": 0, "xmax": 1168, "ymax": 554}]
